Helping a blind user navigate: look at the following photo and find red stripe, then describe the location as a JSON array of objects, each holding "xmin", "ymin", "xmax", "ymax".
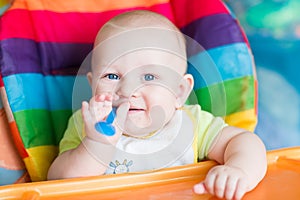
[
  {"xmin": 9, "ymin": 122, "xmax": 29, "ymax": 159},
  {"xmin": 1, "ymin": 3, "xmax": 173, "ymax": 42},
  {"xmin": 0, "ymin": 75, "xmax": 4, "ymax": 87},
  {"xmin": 171, "ymin": 0, "xmax": 229, "ymax": 28}
]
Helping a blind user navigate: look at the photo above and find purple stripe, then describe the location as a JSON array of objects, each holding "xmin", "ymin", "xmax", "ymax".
[
  {"xmin": 1, "ymin": 38, "xmax": 92, "ymax": 76},
  {"xmin": 181, "ymin": 14, "xmax": 245, "ymax": 56}
]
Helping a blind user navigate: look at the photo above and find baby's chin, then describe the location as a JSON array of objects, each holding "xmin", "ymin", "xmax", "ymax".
[{"xmin": 120, "ymin": 110, "xmax": 169, "ymax": 138}]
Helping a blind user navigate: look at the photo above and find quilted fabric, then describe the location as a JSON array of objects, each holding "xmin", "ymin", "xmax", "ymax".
[{"xmin": 0, "ymin": 0, "xmax": 257, "ymax": 181}]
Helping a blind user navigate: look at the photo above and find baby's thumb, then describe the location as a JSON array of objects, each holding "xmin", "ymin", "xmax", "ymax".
[
  {"xmin": 114, "ymin": 102, "xmax": 130, "ymax": 131},
  {"xmin": 81, "ymin": 101, "xmax": 91, "ymax": 123},
  {"xmin": 193, "ymin": 182, "xmax": 208, "ymax": 194}
]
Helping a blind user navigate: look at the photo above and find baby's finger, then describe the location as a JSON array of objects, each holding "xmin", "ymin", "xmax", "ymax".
[
  {"xmin": 90, "ymin": 95, "xmax": 112, "ymax": 121},
  {"xmin": 193, "ymin": 182, "xmax": 208, "ymax": 194},
  {"xmin": 89, "ymin": 97, "xmax": 100, "ymax": 117},
  {"xmin": 95, "ymin": 93, "xmax": 113, "ymax": 102},
  {"xmin": 95, "ymin": 94, "xmax": 104, "ymax": 102},
  {"xmin": 104, "ymin": 100, "xmax": 112, "ymax": 107},
  {"xmin": 233, "ymin": 178, "xmax": 247, "ymax": 200},
  {"xmin": 224, "ymin": 176, "xmax": 238, "ymax": 200},
  {"xmin": 203, "ymin": 171, "xmax": 217, "ymax": 195},
  {"xmin": 214, "ymin": 174, "xmax": 227, "ymax": 199},
  {"xmin": 82, "ymin": 101, "xmax": 92, "ymax": 123}
]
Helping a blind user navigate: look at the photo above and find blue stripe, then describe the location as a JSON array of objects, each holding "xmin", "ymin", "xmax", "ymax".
[
  {"xmin": 0, "ymin": 168, "xmax": 26, "ymax": 186},
  {"xmin": 3, "ymin": 74, "xmax": 91, "ymax": 112},
  {"xmin": 188, "ymin": 43, "xmax": 253, "ymax": 90}
]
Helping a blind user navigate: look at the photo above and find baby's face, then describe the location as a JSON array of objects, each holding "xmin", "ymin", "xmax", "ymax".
[{"xmin": 90, "ymin": 49, "xmax": 192, "ymax": 137}]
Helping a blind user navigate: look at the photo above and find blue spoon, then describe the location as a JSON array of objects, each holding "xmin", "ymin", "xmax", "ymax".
[{"xmin": 95, "ymin": 108, "xmax": 116, "ymax": 136}]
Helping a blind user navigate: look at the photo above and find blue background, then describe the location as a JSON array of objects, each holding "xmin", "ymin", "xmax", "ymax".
[{"xmin": 226, "ymin": 0, "xmax": 300, "ymax": 149}]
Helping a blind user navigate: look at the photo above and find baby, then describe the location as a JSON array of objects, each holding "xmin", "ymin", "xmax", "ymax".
[{"xmin": 48, "ymin": 10, "xmax": 267, "ymax": 200}]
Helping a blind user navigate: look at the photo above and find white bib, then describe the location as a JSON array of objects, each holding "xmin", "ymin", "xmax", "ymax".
[{"xmin": 105, "ymin": 109, "xmax": 195, "ymax": 174}]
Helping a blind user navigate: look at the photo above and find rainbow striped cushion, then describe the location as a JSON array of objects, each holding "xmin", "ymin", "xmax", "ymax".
[{"xmin": 0, "ymin": 0, "xmax": 257, "ymax": 181}]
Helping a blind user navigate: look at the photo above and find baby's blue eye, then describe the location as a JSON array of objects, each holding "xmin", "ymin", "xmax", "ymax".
[
  {"xmin": 144, "ymin": 74, "xmax": 155, "ymax": 81},
  {"xmin": 105, "ymin": 74, "xmax": 119, "ymax": 80}
]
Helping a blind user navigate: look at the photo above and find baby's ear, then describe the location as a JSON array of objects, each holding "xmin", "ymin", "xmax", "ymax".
[{"xmin": 175, "ymin": 74, "xmax": 194, "ymax": 108}]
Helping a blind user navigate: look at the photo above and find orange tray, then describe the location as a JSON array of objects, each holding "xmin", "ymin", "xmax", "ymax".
[{"xmin": 1, "ymin": 147, "xmax": 300, "ymax": 200}]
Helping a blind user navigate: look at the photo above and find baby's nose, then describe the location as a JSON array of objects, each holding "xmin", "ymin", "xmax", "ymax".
[{"xmin": 116, "ymin": 78, "xmax": 141, "ymax": 98}]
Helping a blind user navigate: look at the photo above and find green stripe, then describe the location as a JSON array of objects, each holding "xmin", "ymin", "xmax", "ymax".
[
  {"xmin": 188, "ymin": 76, "xmax": 255, "ymax": 116},
  {"xmin": 51, "ymin": 110, "xmax": 73, "ymax": 144},
  {"xmin": 14, "ymin": 109, "xmax": 72, "ymax": 148}
]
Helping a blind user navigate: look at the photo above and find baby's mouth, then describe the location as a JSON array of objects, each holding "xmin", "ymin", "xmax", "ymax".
[
  {"xmin": 128, "ymin": 107, "xmax": 145, "ymax": 114},
  {"xmin": 129, "ymin": 108, "xmax": 144, "ymax": 111}
]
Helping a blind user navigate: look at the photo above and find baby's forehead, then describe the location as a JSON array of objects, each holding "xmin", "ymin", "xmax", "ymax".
[
  {"xmin": 95, "ymin": 27, "xmax": 184, "ymax": 50},
  {"xmin": 92, "ymin": 48, "xmax": 187, "ymax": 67},
  {"xmin": 94, "ymin": 10, "xmax": 185, "ymax": 47},
  {"xmin": 92, "ymin": 11, "xmax": 187, "ymax": 72},
  {"xmin": 93, "ymin": 28, "xmax": 186, "ymax": 65},
  {"xmin": 96, "ymin": 46, "xmax": 185, "ymax": 78}
]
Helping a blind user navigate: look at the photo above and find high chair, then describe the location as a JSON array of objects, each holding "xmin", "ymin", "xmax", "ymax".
[{"xmin": 0, "ymin": 0, "xmax": 266, "ymax": 198}]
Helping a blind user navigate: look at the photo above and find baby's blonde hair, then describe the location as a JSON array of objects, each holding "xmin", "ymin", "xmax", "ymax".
[{"xmin": 92, "ymin": 10, "xmax": 187, "ymax": 72}]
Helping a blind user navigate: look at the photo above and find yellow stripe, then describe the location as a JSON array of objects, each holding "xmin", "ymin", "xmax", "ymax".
[
  {"xmin": 224, "ymin": 109, "xmax": 257, "ymax": 132},
  {"xmin": 24, "ymin": 146, "xmax": 58, "ymax": 181},
  {"xmin": 10, "ymin": 0, "xmax": 170, "ymax": 13}
]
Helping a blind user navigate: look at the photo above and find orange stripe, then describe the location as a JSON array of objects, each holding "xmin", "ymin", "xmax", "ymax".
[
  {"xmin": 10, "ymin": 0, "xmax": 170, "ymax": 13},
  {"xmin": 0, "ymin": 109, "xmax": 25, "ymax": 169}
]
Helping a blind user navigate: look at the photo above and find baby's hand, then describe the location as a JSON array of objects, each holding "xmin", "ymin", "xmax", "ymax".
[
  {"xmin": 82, "ymin": 94, "xmax": 127, "ymax": 145},
  {"xmin": 193, "ymin": 165, "xmax": 249, "ymax": 200}
]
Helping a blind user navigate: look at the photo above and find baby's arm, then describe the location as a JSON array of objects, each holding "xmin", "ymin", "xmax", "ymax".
[
  {"xmin": 193, "ymin": 126, "xmax": 267, "ymax": 200},
  {"xmin": 47, "ymin": 94, "xmax": 128, "ymax": 180}
]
